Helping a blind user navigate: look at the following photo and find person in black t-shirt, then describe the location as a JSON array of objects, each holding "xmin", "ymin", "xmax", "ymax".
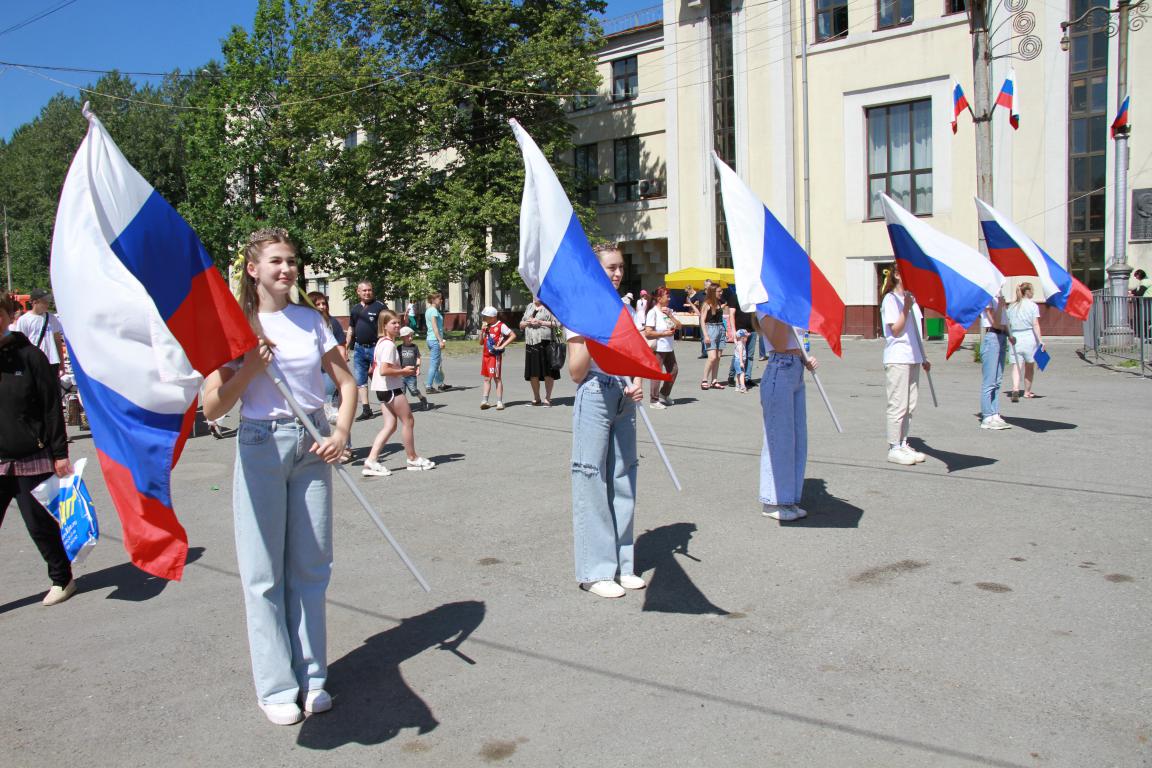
[
  {"xmin": 346, "ymin": 281, "xmax": 386, "ymax": 420},
  {"xmin": 397, "ymin": 327, "xmax": 428, "ymax": 410}
]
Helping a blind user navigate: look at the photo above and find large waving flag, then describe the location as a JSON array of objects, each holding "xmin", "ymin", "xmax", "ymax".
[
  {"xmin": 712, "ymin": 153, "xmax": 844, "ymax": 355},
  {"xmin": 995, "ymin": 69, "xmax": 1019, "ymax": 130},
  {"xmin": 951, "ymin": 80, "xmax": 969, "ymax": 134},
  {"xmin": 511, "ymin": 119, "xmax": 668, "ymax": 380},
  {"xmin": 881, "ymin": 194, "xmax": 1005, "ymax": 357},
  {"xmin": 975, "ymin": 198, "xmax": 1093, "ymax": 320},
  {"xmin": 50, "ymin": 107, "xmax": 257, "ymax": 580}
]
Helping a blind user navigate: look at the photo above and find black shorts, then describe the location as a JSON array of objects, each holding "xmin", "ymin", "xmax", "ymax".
[{"xmin": 375, "ymin": 387, "xmax": 404, "ymax": 404}]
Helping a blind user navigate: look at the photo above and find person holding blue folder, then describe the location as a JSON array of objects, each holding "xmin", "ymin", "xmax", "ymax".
[{"xmin": 1006, "ymin": 283, "xmax": 1044, "ymax": 401}]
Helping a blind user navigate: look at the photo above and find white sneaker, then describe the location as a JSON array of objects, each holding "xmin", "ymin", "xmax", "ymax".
[
  {"xmin": 406, "ymin": 456, "xmax": 436, "ymax": 471},
  {"xmin": 259, "ymin": 701, "xmax": 303, "ymax": 726},
  {"xmin": 789, "ymin": 505, "xmax": 809, "ymax": 520},
  {"xmin": 480, "ymin": 401, "xmax": 491, "ymax": 410},
  {"xmin": 42, "ymin": 579, "xmax": 76, "ymax": 606},
  {"xmin": 991, "ymin": 414, "xmax": 1012, "ymax": 429},
  {"xmin": 303, "ymin": 689, "xmax": 332, "ymax": 714},
  {"xmin": 900, "ymin": 444, "xmax": 926, "ymax": 463},
  {"xmin": 762, "ymin": 504, "xmax": 800, "ymax": 521},
  {"xmin": 495, "ymin": 401, "xmax": 505, "ymax": 411},
  {"xmin": 361, "ymin": 460, "xmax": 391, "ymax": 477},
  {"xmin": 618, "ymin": 574, "xmax": 647, "ymax": 590},
  {"xmin": 581, "ymin": 580, "xmax": 626, "ymax": 598},
  {"xmin": 981, "ymin": 416, "xmax": 1009, "ymax": 430},
  {"xmin": 649, "ymin": 401, "xmax": 667, "ymax": 410},
  {"xmin": 887, "ymin": 447, "xmax": 917, "ymax": 465}
]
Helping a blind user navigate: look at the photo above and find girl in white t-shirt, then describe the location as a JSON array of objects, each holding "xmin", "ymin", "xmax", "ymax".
[
  {"xmin": 879, "ymin": 269, "xmax": 931, "ymax": 466},
  {"xmin": 1006, "ymin": 282, "xmax": 1043, "ymax": 401},
  {"xmin": 643, "ymin": 286, "xmax": 681, "ymax": 408},
  {"xmin": 202, "ymin": 228, "xmax": 357, "ymax": 726},
  {"xmin": 362, "ymin": 311, "xmax": 436, "ymax": 476}
]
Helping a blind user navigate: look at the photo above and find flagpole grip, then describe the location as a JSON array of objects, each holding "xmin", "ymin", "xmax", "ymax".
[
  {"xmin": 790, "ymin": 328, "xmax": 844, "ymax": 434},
  {"xmin": 618, "ymin": 376, "xmax": 682, "ymax": 491},
  {"xmin": 907, "ymin": 315, "xmax": 938, "ymax": 408},
  {"xmin": 263, "ymin": 365, "xmax": 431, "ymax": 593}
]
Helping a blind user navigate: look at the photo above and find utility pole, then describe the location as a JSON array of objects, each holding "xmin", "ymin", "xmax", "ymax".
[{"xmin": 968, "ymin": 0, "xmax": 995, "ymax": 256}]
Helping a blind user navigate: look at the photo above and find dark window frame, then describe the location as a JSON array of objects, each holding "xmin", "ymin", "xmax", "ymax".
[
  {"xmin": 865, "ymin": 98, "xmax": 934, "ymax": 220},
  {"xmin": 573, "ymin": 143, "xmax": 599, "ymax": 206},
  {"xmin": 815, "ymin": 0, "xmax": 849, "ymax": 42},
  {"xmin": 944, "ymin": 0, "xmax": 966, "ymax": 15},
  {"xmin": 611, "ymin": 56, "xmax": 638, "ymax": 102},
  {"xmin": 613, "ymin": 137, "xmax": 641, "ymax": 202},
  {"xmin": 876, "ymin": 0, "xmax": 914, "ymax": 30}
]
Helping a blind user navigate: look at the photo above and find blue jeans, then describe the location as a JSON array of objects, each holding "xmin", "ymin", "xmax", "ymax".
[
  {"xmin": 402, "ymin": 375, "xmax": 422, "ymax": 399},
  {"xmin": 980, "ymin": 330, "xmax": 1007, "ymax": 418},
  {"xmin": 571, "ymin": 372, "xmax": 637, "ymax": 583},
  {"xmin": 352, "ymin": 343, "xmax": 374, "ymax": 387},
  {"xmin": 729, "ymin": 332, "xmax": 756, "ymax": 379},
  {"xmin": 233, "ymin": 411, "xmax": 333, "ymax": 706},
  {"xmin": 759, "ymin": 354, "xmax": 807, "ymax": 506},
  {"xmin": 426, "ymin": 339, "xmax": 445, "ymax": 389}
]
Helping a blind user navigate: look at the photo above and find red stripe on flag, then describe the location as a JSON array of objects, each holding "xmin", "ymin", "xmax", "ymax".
[
  {"xmin": 808, "ymin": 258, "xmax": 845, "ymax": 357},
  {"xmin": 945, "ymin": 318, "xmax": 969, "ymax": 359},
  {"xmin": 586, "ymin": 306, "xmax": 671, "ymax": 380},
  {"xmin": 1064, "ymin": 279, "xmax": 1094, "ymax": 321},
  {"xmin": 988, "ymin": 246, "xmax": 1036, "ymax": 277},
  {"xmin": 167, "ymin": 267, "xmax": 256, "ymax": 375},
  {"xmin": 96, "ymin": 448, "xmax": 189, "ymax": 581},
  {"xmin": 895, "ymin": 257, "xmax": 948, "ymax": 317}
]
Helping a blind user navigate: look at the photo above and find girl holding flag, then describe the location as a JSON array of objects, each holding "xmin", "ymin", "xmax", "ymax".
[
  {"xmin": 203, "ymin": 228, "xmax": 358, "ymax": 726},
  {"xmin": 880, "ymin": 269, "xmax": 930, "ymax": 465}
]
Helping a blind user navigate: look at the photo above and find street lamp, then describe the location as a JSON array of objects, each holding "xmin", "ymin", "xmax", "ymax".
[{"xmin": 1060, "ymin": 0, "xmax": 1149, "ymax": 348}]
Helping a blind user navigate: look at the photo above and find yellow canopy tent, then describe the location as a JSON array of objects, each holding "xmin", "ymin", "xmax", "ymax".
[{"xmin": 662, "ymin": 267, "xmax": 736, "ymax": 289}]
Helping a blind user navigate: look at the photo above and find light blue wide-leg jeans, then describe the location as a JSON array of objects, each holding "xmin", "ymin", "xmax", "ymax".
[
  {"xmin": 758, "ymin": 354, "xmax": 807, "ymax": 506},
  {"xmin": 980, "ymin": 330, "xmax": 1006, "ymax": 418},
  {"xmin": 426, "ymin": 339, "xmax": 444, "ymax": 389},
  {"xmin": 233, "ymin": 411, "xmax": 333, "ymax": 706},
  {"xmin": 571, "ymin": 373, "xmax": 638, "ymax": 583}
]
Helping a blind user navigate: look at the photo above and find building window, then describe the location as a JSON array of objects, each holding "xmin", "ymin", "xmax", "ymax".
[
  {"xmin": 866, "ymin": 99, "xmax": 933, "ymax": 219},
  {"xmin": 945, "ymin": 0, "xmax": 966, "ymax": 14},
  {"xmin": 614, "ymin": 137, "xmax": 640, "ymax": 202},
  {"xmin": 574, "ymin": 143, "xmax": 599, "ymax": 205},
  {"xmin": 877, "ymin": 0, "xmax": 913, "ymax": 29},
  {"xmin": 611, "ymin": 57, "xmax": 638, "ymax": 101},
  {"xmin": 712, "ymin": 0, "xmax": 736, "ymax": 268},
  {"xmin": 815, "ymin": 0, "xmax": 849, "ymax": 42}
]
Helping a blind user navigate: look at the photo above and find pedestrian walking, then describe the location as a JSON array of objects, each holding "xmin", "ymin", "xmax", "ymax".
[
  {"xmin": 698, "ymin": 283, "xmax": 727, "ymax": 389},
  {"xmin": 520, "ymin": 297, "xmax": 559, "ymax": 406},
  {"xmin": 979, "ymin": 296, "xmax": 1012, "ymax": 430},
  {"xmin": 424, "ymin": 292, "xmax": 450, "ymax": 393},
  {"xmin": 726, "ymin": 302, "xmax": 757, "ymax": 386},
  {"xmin": 397, "ymin": 326, "xmax": 428, "ymax": 410},
  {"xmin": 732, "ymin": 329, "xmax": 749, "ymax": 392},
  {"xmin": 643, "ymin": 286, "xmax": 680, "ymax": 408},
  {"xmin": 362, "ymin": 312, "xmax": 436, "ymax": 476},
  {"xmin": 346, "ymin": 281, "xmax": 385, "ymax": 421},
  {"xmin": 880, "ymin": 269, "xmax": 930, "ymax": 465},
  {"xmin": 479, "ymin": 306, "xmax": 515, "ymax": 410},
  {"xmin": 1006, "ymin": 282, "xmax": 1043, "ymax": 401},
  {"xmin": 633, "ymin": 290, "xmax": 649, "ymax": 330},
  {"xmin": 15, "ymin": 289, "xmax": 65, "ymax": 377}
]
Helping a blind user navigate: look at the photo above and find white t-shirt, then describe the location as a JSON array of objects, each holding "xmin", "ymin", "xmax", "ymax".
[
  {"xmin": 881, "ymin": 292, "xmax": 925, "ymax": 365},
  {"xmin": 980, "ymin": 299, "xmax": 1007, "ymax": 330},
  {"xmin": 16, "ymin": 311, "xmax": 64, "ymax": 365},
  {"xmin": 235, "ymin": 304, "xmax": 336, "ymax": 420},
  {"xmin": 633, "ymin": 298, "xmax": 649, "ymax": 329},
  {"xmin": 1006, "ymin": 299, "xmax": 1039, "ymax": 332},
  {"xmin": 370, "ymin": 338, "xmax": 403, "ymax": 391},
  {"xmin": 645, "ymin": 307, "xmax": 675, "ymax": 353}
]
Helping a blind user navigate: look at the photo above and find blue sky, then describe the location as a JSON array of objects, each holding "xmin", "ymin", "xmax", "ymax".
[{"xmin": 0, "ymin": 0, "xmax": 660, "ymax": 140}]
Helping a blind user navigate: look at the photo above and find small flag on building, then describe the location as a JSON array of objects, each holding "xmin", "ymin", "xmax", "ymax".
[
  {"xmin": 952, "ymin": 80, "xmax": 969, "ymax": 134},
  {"xmin": 995, "ymin": 69, "xmax": 1019, "ymax": 130}
]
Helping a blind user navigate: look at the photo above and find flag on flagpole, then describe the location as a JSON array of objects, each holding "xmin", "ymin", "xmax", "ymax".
[
  {"xmin": 995, "ymin": 69, "xmax": 1019, "ymax": 130},
  {"xmin": 975, "ymin": 198, "xmax": 1093, "ymax": 320},
  {"xmin": 50, "ymin": 106, "xmax": 257, "ymax": 580},
  {"xmin": 880, "ymin": 194, "xmax": 1005, "ymax": 358},
  {"xmin": 712, "ymin": 153, "xmax": 844, "ymax": 356},
  {"xmin": 511, "ymin": 119, "xmax": 668, "ymax": 380},
  {"xmin": 1111, "ymin": 95, "xmax": 1130, "ymax": 138},
  {"xmin": 951, "ymin": 80, "xmax": 970, "ymax": 134}
]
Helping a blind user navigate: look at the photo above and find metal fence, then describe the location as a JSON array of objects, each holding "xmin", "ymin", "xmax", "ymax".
[
  {"xmin": 601, "ymin": 5, "xmax": 662, "ymax": 36},
  {"xmin": 1082, "ymin": 289, "xmax": 1151, "ymax": 376}
]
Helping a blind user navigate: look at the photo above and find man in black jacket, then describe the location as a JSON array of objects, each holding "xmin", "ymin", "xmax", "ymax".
[{"xmin": 0, "ymin": 292, "xmax": 75, "ymax": 606}]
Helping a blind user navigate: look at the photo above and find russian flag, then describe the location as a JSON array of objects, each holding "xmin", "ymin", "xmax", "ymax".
[
  {"xmin": 880, "ymin": 194, "xmax": 1004, "ymax": 358},
  {"xmin": 952, "ymin": 80, "xmax": 969, "ymax": 134},
  {"xmin": 975, "ymin": 198, "xmax": 1093, "ymax": 320},
  {"xmin": 713, "ymin": 154, "xmax": 844, "ymax": 356},
  {"xmin": 511, "ymin": 119, "xmax": 668, "ymax": 380},
  {"xmin": 1111, "ymin": 95, "xmax": 1130, "ymax": 138},
  {"xmin": 50, "ymin": 108, "xmax": 257, "ymax": 580},
  {"xmin": 996, "ymin": 69, "xmax": 1019, "ymax": 130}
]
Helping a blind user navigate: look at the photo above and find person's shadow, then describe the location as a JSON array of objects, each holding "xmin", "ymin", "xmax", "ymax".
[
  {"xmin": 905, "ymin": 437, "xmax": 995, "ymax": 473},
  {"xmin": 634, "ymin": 523, "xmax": 728, "ymax": 615},
  {"xmin": 997, "ymin": 415, "xmax": 1077, "ymax": 433},
  {"xmin": 297, "ymin": 600, "xmax": 485, "ymax": 750},
  {"xmin": 791, "ymin": 479, "xmax": 864, "ymax": 528}
]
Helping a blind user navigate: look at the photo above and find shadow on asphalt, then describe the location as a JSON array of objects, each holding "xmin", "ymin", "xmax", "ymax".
[
  {"xmin": 906, "ymin": 437, "xmax": 996, "ymax": 473},
  {"xmin": 998, "ymin": 415, "xmax": 1077, "ymax": 433},
  {"xmin": 297, "ymin": 600, "xmax": 486, "ymax": 749},
  {"xmin": 791, "ymin": 479, "xmax": 863, "ymax": 528},
  {"xmin": 635, "ymin": 523, "xmax": 728, "ymax": 615}
]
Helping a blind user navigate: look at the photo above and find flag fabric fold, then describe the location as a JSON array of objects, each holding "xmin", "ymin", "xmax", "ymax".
[
  {"xmin": 995, "ymin": 69, "xmax": 1019, "ymax": 130},
  {"xmin": 880, "ymin": 194, "xmax": 1005, "ymax": 358},
  {"xmin": 511, "ymin": 119, "xmax": 669, "ymax": 380},
  {"xmin": 951, "ymin": 80, "xmax": 969, "ymax": 134},
  {"xmin": 975, "ymin": 198, "xmax": 1093, "ymax": 320},
  {"xmin": 712, "ymin": 153, "xmax": 844, "ymax": 356},
  {"xmin": 50, "ymin": 109, "xmax": 257, "ymax": 580},
  {"xmin": 1111, "ymin": 95, "xmax": 1130, "ymax": 138}
]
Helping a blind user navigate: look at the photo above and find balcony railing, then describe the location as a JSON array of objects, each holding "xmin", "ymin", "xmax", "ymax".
[{"xmin": 602, "ymin": 4, "xmax": 663, "ymax": 36}]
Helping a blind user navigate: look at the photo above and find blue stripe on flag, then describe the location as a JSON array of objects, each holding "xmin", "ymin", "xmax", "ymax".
[
  {"xmin": 537, "ymin": 213, "xmax": 622, "ymax": 343},
  {"xmin": 754, "ymin": 206, "xmax": 812, "ymax": 328},
  {"xmin": 1038, "ymin": 247, "xmax": 1074, "ymax": 311},
  {"xmin": 887, "ymin": 224, "xmax": 993, "ymax": 326},
  {"xmin": 109, "ymin": 190, "xmax": 215, "ymax": 322}
]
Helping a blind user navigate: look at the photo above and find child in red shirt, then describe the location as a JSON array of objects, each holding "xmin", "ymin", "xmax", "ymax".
[{"xmin": 479, "ymin": 306, "xmax": 516, "ymax": 410}]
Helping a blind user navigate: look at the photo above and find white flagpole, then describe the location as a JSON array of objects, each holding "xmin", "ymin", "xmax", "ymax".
[
  {"xmin": 264, "ymin": 362, "xmax": 431, "ymax": 593},
  {"xmin": 618, "ymin": 376, "xmax": 682, "ymax": 491},
  {"xmin": 790, "ymin": 327, "xmax": 844, "ymax": 433},
  {"xmin": 905, "ymin": 308, "xmax": 938, "ymax": 407}
]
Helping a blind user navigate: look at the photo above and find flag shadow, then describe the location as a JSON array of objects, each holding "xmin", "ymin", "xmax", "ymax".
[
  {"xmin": 634, "ymin": 523, "xmax": 728, "ymax": 615},
  {"xmin": 906, "ymin": 438, "xmax": 996, "ymax": 473},
  {"xmin": 998, "ymin": 415, "xmax": 1077, "ymax": 433},
  {"xmin": 790, "ymin": 479, "xmax": 863, "ymax": 528},
  {"xmin": 296, "ymin": 600, "xmax": 486, "ymax": 750}
]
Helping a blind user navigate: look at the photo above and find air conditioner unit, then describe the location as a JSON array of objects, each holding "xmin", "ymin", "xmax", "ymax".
[{"xmin": 638, "ymin": 178, "xmax": 664, "ymax": 197}]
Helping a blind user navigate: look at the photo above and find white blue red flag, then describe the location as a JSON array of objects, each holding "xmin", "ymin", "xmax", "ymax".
[
  {"xmin": 712, "ymin": 153, "xmax": 844, "ymax": 355},
  {"xmin": 50, "ymin": 108, "xmax": 256, "ymax": 580},
  {"xmin": 1111, "ymin": 95, "xmax": 1130, "ymax": 138},
  {"xmin": 881, "ymin": 194, "xmax": 1005, "ymax": 357},
  {"xmin": 975, "ymin": 198, "xmax": 1093, "ymax": 321},
  {"xmin": 511, "ymin": 119, "xmax": 668, "ymax": 379},
  {"xmin": 995, "ymin": 69, "xmax": 1019, "ymax": 130},
  {"xmin": 951, "ymin": 80, "xmax": 969, "ymax": 134}
]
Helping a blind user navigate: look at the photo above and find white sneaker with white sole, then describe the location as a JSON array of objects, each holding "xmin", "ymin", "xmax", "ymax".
[
  {"xmin": 406, "ymin": 457, "xmax": 436, "ymax": 471},
  {"xmin": 361, "ymin": 460, "xmax": 391, "ymax": 477}
]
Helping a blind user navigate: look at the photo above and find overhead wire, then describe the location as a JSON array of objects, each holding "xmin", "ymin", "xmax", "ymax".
[{"xmin": 0, "ymin": 0, "xmax": 83, "ymax": 38}]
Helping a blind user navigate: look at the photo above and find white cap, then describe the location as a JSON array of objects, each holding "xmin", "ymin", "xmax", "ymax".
[
  {"xmin": 399, "ymin": 326, "xmax": 414, "ymax": 336},
  {"xmin": 481, "ymin": 306, "xmax": 498, "ymax": 318}
]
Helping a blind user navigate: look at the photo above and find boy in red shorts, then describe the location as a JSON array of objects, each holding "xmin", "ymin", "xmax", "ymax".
[{"xmin": 479, "ymin": 306, "xmax": 516, "ymax": 410}]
